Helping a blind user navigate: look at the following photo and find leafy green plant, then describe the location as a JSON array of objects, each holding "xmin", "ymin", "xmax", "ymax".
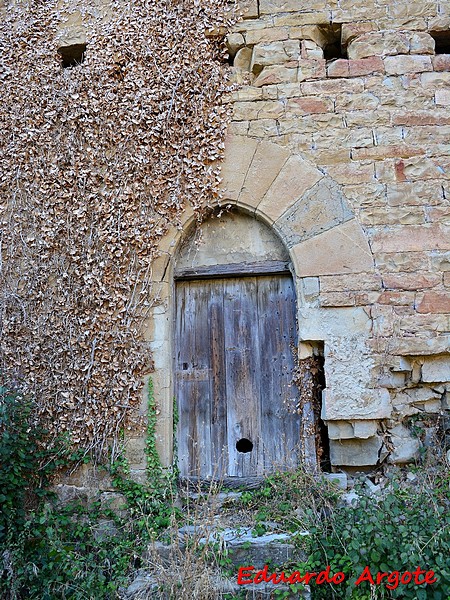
[{"xmin": 298, "ymin": 472, "xmax": 450, "ymax": 599}]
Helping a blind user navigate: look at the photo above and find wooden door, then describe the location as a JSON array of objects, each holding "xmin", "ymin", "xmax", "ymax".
[{"xmin": 175, "ymin": 274, "xmax": 302, "ymax": 481}]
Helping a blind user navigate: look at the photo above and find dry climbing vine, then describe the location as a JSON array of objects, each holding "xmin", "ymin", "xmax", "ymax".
[{"xmin": 0, "ymin": 0, "xmax": 238, "ymax": 457}]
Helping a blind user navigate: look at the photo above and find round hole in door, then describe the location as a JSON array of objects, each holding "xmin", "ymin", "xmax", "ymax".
[{"xmin": 236, "ymin": 438, "xmax": 253, "ymax": 453}]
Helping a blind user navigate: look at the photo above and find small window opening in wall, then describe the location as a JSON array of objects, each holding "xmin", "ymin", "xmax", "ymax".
[
  {"xmin": 58, "ymin": 44, "xmax": 87, "ymax": 68},
  {"xmin": 319, "ymin": 23, "xmax": 347, "ymax": 61},
  {"xmin": 430, "ymin": 30, "xmax": 450, "ymax": 54},
  {"xmin": 236, "ymin": 438, "xmax": 253, "ymax": 453}
]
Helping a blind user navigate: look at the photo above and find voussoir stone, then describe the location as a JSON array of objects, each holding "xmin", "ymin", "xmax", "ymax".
[
  {"xmin": 290, "ymin": 219, "xmax": 374, "ymax": 276},
  {"xmin": 256, "ymin": 154, "xmax": 323, "ymax": 223}
]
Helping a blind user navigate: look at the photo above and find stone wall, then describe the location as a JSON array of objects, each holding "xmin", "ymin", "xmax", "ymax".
[
  {"xmin": 215, "ymin": 0, "xmax": 450, "ymax": 468},
  {"xmin": 40, "ymin": 0, "xmax": 450, "ymax": 488}
]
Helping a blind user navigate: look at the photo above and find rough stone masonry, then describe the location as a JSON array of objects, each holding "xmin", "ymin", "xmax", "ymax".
[
  {"xmin": 40, "ymin": 0, "xmax": 450, "ymax": 490},
  {"xmin": 212, "ymin": 0, "xmax": 450, "ymax": 469}
]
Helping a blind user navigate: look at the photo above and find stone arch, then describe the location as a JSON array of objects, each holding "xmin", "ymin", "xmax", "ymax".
[{"xmin": 140, "ymin": 136, "xmax": 376, "ymax": 470}]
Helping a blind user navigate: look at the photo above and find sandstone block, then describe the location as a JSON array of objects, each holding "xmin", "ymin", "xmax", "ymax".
[
  {"xmin": 125, "ymin": 437, "xmax": 148, "ymax": 469},
  {"xmin": 286, "ymin": 96, "xmax": 333, "ymax": 115},
  {"xmin": 300, "ymin": 276, "xmax": 320, "ymax": 300},
  {"xmin": 392, "ymin": 110, "xmax": 450, "ymax": 126},
  {"xmin": 341, "ymin": 22, "xmax": 377, "ymax": 47},
  {"xmin": 247, "ymin": 119, "xmax": 280, "ymax": 136},
  {"xmin": 297, "ymin": 57, "xmax": 327, "ymax": 80},
  {"xmin": 352, "ymin": 144, "xmax": 422, "ymax": 161},
  {"xmin": 288, "ymin": 25, "xmax": 328, "ymax": 47},
  {"xmin": 320, "ymin": 273, "xmax": 381, "ymax": 292},
  {"xmin": 436, "ymin": 89, "xmax": 450, "ymax": 107},
  {"xmin": 240, "ymin": 0, "xmax": 259, "ymax": 18},
  {"xmin": 301, "ymin": 78, "xmax": 364, "ymax": 95},
  {"xmin": 421, "ymin": 356, "xmax": 450, "ymax": 382},
  {"xmin": 291, "ymin": 219, "xmax": 374, "ymax": 277},
  {"xmin": 409, "ymin": 32, "xmax": 435, "ymax": 55},
  {"xmin": 251, "ymin": 40, "xmax": 300, "ymax": 72},
  {"xmin": 226, "ymin": 33, "xmax": 245, "ymax": 57},
  {"xmin": 329, "ymin": 436, "xmax": 382, "ymax": 466},
  {"xmin": 384, "ymin": 55, "xmax": 432, "ymax": 75},
  {"xmin": 417, "ymin": 292, "xmax": 450, "ymax": 314},
  {"xmin": 420, "ymin": 72, "xmax": 450, "ymax": 88},
  {"xmin": 432, "ymin": 54, "xmax": 450, "ymax": 71},
  {"xmin": 273, "ymin": 10, "xmax": 330, "ymax": 26},
  {"xmin": 253, "ymin": 65, "xmax": 297, "ymax": 86},
  {"xmin": 353, "ymin": 420, "xmax": 379, "ymax": 439},
  {"xmin": 320, "ymin": 291, "xmax": 377, "ymax": 307},
  {"xmin": 275, "ymin": 178, "xmax": 354, "ymax": 245},
  {"xmin": 219, "ymin": 135, "xmax": 258, "ymax": 201},
  {"xmin": 444, "ymin": 272, "xmax": 450, "ymax": 287},
  {"xmin": 382, "ymin": 273, "xmax": 441, "ymax": 290},
  {"xmin": 325, "ymin": 162, "xmax": 375, "ymax": 185},
  {"xmin": 371, "ymin": 224, "xmax": 450, "ymax": 253},
  {"xmin": 234, "ymin": 47, "xmax": 253, "ymax": 70},
  {"xmin": 327, "ymin": 421, "xmax": 354, "ymax": 440},
  {"xmin": 239, "ymin": 140, "xmax": 290, "ymax": 209},
  {"xmin": 245, "ymin": 27, "xmax": 289, "ymax": 46},
  {"xmin": 233, "ymin": 100, "xmax": 285, "ymax": 120},
  {"xmin": 257, "ymin": 154, "xmax": 323, "ymax": 222},
  {"xmin": 388, "ymin": 424, "xmax": 420, "ymax": 463},
  {"xmin": 386, "ymin": 181, "xmax": 444, "ymax": 207},
  {"xmin": 377, "ymin": 291, "xmax": 416, "ymax": 306},
  {"xmin": 326, "ymin": 59, "xmax": 350, "ymax": 78},
  {"xmin": 347, "ymin": 32, "xmax": 409, "ymax": 60}
]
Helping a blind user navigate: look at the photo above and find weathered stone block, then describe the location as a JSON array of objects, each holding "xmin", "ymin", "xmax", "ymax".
[
  {"xmin": 286, "ymin": 96, "xmax": 333, "ymax": 115},
  {"xmin": 421, "ymin": 356, "xmax": 450, "ymax": 382},
  {"xmin": 246, "ymin": 27, "xmax": 289, "ymax": 45},
  {"xmin": 327, "ymin": 421, "xmax": 354, "ymax": 439},
  {"xmin": 353, "ymin": 420, "xmax": 379, "ymax": 439},
  {"xmin": 226, "ymin": 33, "xmax": 245, "ymax": 57},
  {"xmin": 432, "ymin": 54, "xmax": 450, "ymax": 71},
  {"xmin": 329, "ymin": 436, "xmax": 382, "ymax": 467},
  {"xmin": 341, "ymin": 22, "xmax": 377, "ymax": 47},
  {"xmin": 347, "ymin": 32, "xmax": 409, "ymax": 60},
  {"xmin": 234, "ymin": 46, "xmax": 253, "ymax": 70},
  {"xmin": 125, "ymin": 437, "xmax": 148, "ymax": 469},
  {"xmin": 253, "ymin": 65, "xmax": 298, "ymax": 86},
  {"xmin": 388, "ymin": 424, "xmax": 420, "ymax": 463},
  {"xmin": 219, "ymin": 135, "xmax": 258, "ymax": 202},
  {"xmin": 291, "ymin": 219, "xmax": 374, "ymax": 277},
  {"xmin": 436, "ymin": 90, "xmax": 450, "ymax": 107},
  {"xmin": 301, "ymin": 78, "xmax": 364, "ymax": 95},
  {"xmin": 240, "ymin": 0, "xmax": 259, "ymax": 19},
  {"xmin": 384, "ymin": 55, "xmax": 433, "ymax": 75},
  {"xmin": 239, "ymin": 140, "xmax": 290, "ymax": 209},
  {"xmin": 409, "ymin": 32, "xmax": 435, "ymax": 55},
  {"xmin": 417, "ymin": 292, "xmax": 450, "ymax": 314},
  {"xmin": 371, "ymin": 224, "xmax": 450, "ymax": 253},
  {"xmin": 323, "ymin": 387, "xmax": 391, "ymax": 421},
  {"xmin": 382, "ymin": 273, "xmax": 441, "ymax": 291},
  {"xmin": 257, "ymin": 154, "xmax": 323, "ymax": 222},
  {"xmin": 251, "ymin": 40, "xmax": 300, "ymax": 72},
  {"xmin": 275, "ymin": 179, "xmax": 354, "ymax": 245}
]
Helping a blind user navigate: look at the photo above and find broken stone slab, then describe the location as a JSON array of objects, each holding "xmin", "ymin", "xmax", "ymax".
[
  {"xmin": 421, "ymin": 356, "xmax": 450, "ymax": 383},
  {"xmin": 329, "ymin": 436, "xmax": 383, "ymax": 467},
  {"xmin": 387, "ymin": 424, "xmax": 421, "ymax": 464}
]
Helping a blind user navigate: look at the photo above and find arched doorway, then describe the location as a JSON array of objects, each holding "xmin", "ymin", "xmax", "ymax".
[{"xmin": 174, "ymin": 210, "xmax": 313, "ymax": 483}]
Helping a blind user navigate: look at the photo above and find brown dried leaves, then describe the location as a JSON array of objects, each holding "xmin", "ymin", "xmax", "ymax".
[{"xmin": 0, "ymin": 0, "xmax": 235, "ymax": 457}]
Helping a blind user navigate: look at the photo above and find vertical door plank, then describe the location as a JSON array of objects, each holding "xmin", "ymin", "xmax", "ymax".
[
  {"xmin": 209, "ymin": 281, "xmax": 228, "ymax": 477},
  {"xmin": 175, "ymin": 280, "xmax": 212, "ymax": 478},
  {"xmin": 223, "ymin": 278, "xmax": 261, "ymax": 477},
  {"xmin": 257, "ymin": 275, "xmax": 301, "ymax": 472}
]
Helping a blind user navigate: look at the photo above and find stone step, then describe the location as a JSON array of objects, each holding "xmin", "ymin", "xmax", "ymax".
[{"xmin": 123, "ymin": 569, "xmax": 311, "ymax": 599}]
